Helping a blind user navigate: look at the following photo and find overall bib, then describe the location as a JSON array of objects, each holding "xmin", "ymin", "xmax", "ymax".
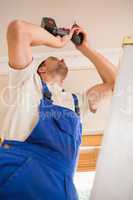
[{"xmin": 0, "ymin": 81, "xmax": 82, "ymax": 200}]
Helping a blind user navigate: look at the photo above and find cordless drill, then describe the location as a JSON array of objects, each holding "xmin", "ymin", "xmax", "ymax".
[{"xmin": 41, "ymin": 17, "xmax": 84, "ymax": 45}]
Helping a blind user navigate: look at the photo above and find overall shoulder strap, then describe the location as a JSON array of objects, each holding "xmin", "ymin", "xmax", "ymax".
[
  {"xmin": 41, "ymin": 80, "xmax": 52, "ymax": 101},
  {"xmin": 72, "ymin": 93, "xmax": 80, "ymax": 116}
]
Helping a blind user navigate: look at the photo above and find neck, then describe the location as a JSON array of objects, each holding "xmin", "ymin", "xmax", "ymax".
[{"xmin": 39, "ymin": 73, "xmax": 63, "ymax": 87}]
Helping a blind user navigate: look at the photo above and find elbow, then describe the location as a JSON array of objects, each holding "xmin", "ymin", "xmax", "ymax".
[
  {"xmin": 110, "ymin": 77, "xmax": 116, "ymax": 92},
  {"xmin": 105, "ymin": 74, "xmax": 117, "ymax": 92},
  {"xmin": 107, "ymin": 82, "xmax": 115, "ymax": 92},
  {"xmin": 110, "ymin": 70, "xmax": 117, "ymax": 91},
  {"xmin": 7, "ymin": 20, "xmax": 26, "ymax": 41}
]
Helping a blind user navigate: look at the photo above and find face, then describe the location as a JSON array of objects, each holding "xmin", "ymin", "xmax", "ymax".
[{"xmin": 38, "ymin": 57, "xmax": 67, "ymax": 86}]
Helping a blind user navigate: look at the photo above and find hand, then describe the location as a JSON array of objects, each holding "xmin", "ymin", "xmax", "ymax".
[
  {"xmin": 73, "ymin": 26, "xmax": 89, "ymax": 51},
  {"xmin": 87, "ymin": 89, "xmax": 99, "ymax": 113},
  {"xmin": 56, "ymin": 27, "xmax": 78, "ymax": 48},
  {"xmin": 87, "ymin": 83, "xmax": 113, "ymax": 113}
]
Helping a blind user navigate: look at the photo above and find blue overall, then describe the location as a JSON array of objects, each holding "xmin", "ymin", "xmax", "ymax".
[{"xmin": 0, "ymin": 81, "xmax": 82, "ymax": 200}]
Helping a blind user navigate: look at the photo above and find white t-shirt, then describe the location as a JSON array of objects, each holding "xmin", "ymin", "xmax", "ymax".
[{"xmin": 0, "ymin": 59, "xmax": 90, "ymax": 141}]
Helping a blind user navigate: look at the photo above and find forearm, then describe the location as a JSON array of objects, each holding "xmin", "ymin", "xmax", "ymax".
[
  {"xmin": 80, "ymin": 45, "xmax": 117, "ymax": 87},
  {"xmin": 20, "ymin": 21, "xmax": 70, "ymax": 48}
]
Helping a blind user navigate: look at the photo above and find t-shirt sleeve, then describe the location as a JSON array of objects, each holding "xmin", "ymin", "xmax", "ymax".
[{"xmin": 8, "ymin": 59, "xmax": 41, "ymax": 86}]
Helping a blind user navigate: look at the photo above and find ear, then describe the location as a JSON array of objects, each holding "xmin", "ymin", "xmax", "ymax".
[{"xmin": 38, "ymin": 66, "xmax": 46, "ymax": 73}]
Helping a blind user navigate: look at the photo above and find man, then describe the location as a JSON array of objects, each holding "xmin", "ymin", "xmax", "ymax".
[
  {"xmin": 0, "ymin": 20, "xmax": 116, "ymax": 200},
  {"xmin": 0, "ymin": 20, "xmax": 116, "ymax": 141}
]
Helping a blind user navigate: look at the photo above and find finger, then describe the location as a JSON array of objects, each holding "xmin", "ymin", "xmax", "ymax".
[
  {"xmin": 76, "ymin": 28, "xmax": 84, "ymax": 35},
  {"xmin": 76, "ymin": 30, "xmax": 81, "ymax": 35},
  {"xmin": 56, "ymin": 35, "xmax": 61, "ymax": 39},
  {"xmin": 72, "ymin": 27, "xmax": 80, "ymax": 31},
  {"xmin": 89, "ymin": 102, "xmax": 97, "ymax": 113},
  {"xmin": 90, "ymin": 107, "xmax": 97, "ymax": 113},
  {"xmin": 70, "ymin": 27, "xmax": 80, "ymax": 34}
]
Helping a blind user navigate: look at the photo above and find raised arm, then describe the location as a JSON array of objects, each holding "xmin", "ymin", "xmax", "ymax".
[
  {"xmin": 7, "ymin": 20, "xmax": 75, "ymax": 69},
  {"xmin": 76, "ymin": 27, "xmax": 117, "ymax": 86},
  {"xmin": 74, "ymin": 27, "xmax": 117, "ymax": 112}
]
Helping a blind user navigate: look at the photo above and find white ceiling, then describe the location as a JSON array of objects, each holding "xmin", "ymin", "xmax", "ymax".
[{"xmin": 0, "ymin": 0, "xmax": 132, "ymax": 56}]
